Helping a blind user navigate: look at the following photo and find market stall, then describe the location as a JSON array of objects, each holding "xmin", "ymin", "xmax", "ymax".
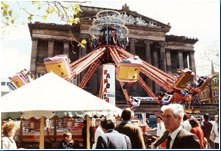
[{"xmin": 1, "ymin": 72, "xmax": 122, "ymax": 149}]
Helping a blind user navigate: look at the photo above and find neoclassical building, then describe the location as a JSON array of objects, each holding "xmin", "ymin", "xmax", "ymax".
[{"xmin": 28, "ymin": 4, "xmax": 198, "ymax": 113}]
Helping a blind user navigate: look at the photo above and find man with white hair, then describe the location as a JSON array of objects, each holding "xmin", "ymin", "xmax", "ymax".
[{"xmin": 161, "ymin": 104, "xmax": 201, "ymax": 149}]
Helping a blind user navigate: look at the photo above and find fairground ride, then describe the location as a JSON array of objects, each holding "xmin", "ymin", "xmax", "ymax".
[{"xmin": 9, "ymin": 10, "xmax": 211, "ymax": 108}]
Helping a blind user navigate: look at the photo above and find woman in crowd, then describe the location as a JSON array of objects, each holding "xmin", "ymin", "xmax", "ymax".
[
  {"xmin": 1, "ymin": 120, "xmax": 18, "ymax": 149},
  {"xmin": 189, "ymin": 116, "xmax": 205, "ymax": 149}
]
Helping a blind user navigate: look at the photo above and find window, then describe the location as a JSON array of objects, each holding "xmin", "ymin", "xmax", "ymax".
[
  {"xmin": 212, "ymin": 89, "xmax": 218, "ymax": 97},
  {"xmin": 213, "ymin": 78, "xmax": 219, "ymax": 85},
  {"xmin": 1, "ymin": 82, "xmax": 6, "ymax": 86},
  {"xmin": 214, "ymin": 79, "xmax": 217, "ymax": 85},
  {"xmin": 202, "ymin": 92, "xmax": 205, "ymax": 98},
  {"xmin": 213, "ymin": 91, "xmax": 215, "ymax": 97},
  {"xmin": 205, "ymin": 92, "xmax": 207, "ymax": 98}
]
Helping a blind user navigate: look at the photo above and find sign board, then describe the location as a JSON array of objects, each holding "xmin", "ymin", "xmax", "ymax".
[
  {"xmin": 102, "ymin": 64, "xmax": 115, "ymax": 105},
  {"xmin": 132, "ymin": 97, "xmax": 155, "ymax": 102}
]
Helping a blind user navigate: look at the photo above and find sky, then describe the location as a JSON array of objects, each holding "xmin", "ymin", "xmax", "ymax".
[{"xmin": 0, "ymin": 0, "xmax": 220, "ymax": 81}]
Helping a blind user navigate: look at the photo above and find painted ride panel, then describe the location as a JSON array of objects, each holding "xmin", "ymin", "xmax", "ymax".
[{"xmin": 44, "ymin": 55, "xmax": 72, "ymax": 78}]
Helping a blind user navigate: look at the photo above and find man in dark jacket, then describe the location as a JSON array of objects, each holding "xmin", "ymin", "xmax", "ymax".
[
  {"xmin": 58, "ymin": 132, "xmax": 74, "ymax": 149},
  {"xmin": 161, "ymin": 104, "xmax": 201, "ymax": 149},
  {"xmin": 96, "ymin": 118, "xmax": 132, "ymax": 149},
  {"xmin": 115, "ymin": 108, "xmax": 146, "ymax": 149}
]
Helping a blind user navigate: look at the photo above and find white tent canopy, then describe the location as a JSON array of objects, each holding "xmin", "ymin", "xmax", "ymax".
[
  {"xmin": 1, "ymin": 72, "xmax": 123, "ymax": 149},
  {"xmin": 1, "ymin": 72, "xmax": 122, "ymax": 119}
]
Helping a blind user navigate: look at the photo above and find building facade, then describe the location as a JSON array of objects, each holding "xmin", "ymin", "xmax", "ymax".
[
  {"xmin": 210, "ymin": 73, "xmax": 219, "ymax": 104},
  {"xmin": 28, "ymin": 5, "xmax": 199, "ymax": 112},
  {"xmin": 196, "ymin": 71, "xmax": 219, "ymax": 116},
  {"xmin": 200, "ymin": 72, "xmax": 219, "ymax": 104}
]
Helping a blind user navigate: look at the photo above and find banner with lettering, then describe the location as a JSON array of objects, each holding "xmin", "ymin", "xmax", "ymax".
[{"xmin": 102, "ymin": 64, "xmax": 115, "ymax": 106}]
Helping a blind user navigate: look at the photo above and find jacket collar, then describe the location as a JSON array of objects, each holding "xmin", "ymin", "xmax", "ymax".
[
  {"xmin": 172, "ymin": 128, "xmax": 186, "ymax": 148},
  {"xmin": 121, "ymin": 121, "xmax": 132, "ymax": 124},
  {"xmin": 106, "ymin": 129, "xmax": 117, "ymax": 133},
  {"xmin": 169, "ymin": 126, "xmax": 182, "ymax": 140}
]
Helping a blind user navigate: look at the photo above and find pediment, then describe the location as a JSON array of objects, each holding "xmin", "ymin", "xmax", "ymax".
[
  {"xmin": 118, "ymin": 10, "xmax": 169, "ymax": 29},
  {"xmin": 80, "ymin": 5, "xmax": 170, "ymax": 31}
]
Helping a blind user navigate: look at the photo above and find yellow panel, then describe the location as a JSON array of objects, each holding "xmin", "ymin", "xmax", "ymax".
[
  {"xmin": 11, "ymin": 77, "xmax": 24, "ymax": 88},
  {"xmin": 174, "ymin": 72, "xmax": 194, "ymax": 88},
  {"xmin": 117, "ymin": 64, "xmax": 141, "ymax": 82},
  {"xmin": 45, "ymin": 61, "xmax": 69, "ymax": 77}
]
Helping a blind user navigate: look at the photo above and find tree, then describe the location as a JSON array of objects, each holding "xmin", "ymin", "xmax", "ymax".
[
  {"xmin": 203, "ymin": 41, "xmax": 219, "ymax": 72},
  {"xmin": 196, "ymin": 40, "xmax": 219, "ymax": 75},
  {"xmin": 1, "ymin": 1, "xmax": 88, "ymax": 46}
]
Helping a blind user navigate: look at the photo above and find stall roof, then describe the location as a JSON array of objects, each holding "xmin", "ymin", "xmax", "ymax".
[{"xmin": 1, "ymin": 72, "xmax": 122, "ymax": 119}]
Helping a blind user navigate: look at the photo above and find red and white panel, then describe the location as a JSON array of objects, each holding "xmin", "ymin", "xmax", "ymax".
[{"xmin": 102, "ymin": 64, "xmax": 116, "ymax": 106}]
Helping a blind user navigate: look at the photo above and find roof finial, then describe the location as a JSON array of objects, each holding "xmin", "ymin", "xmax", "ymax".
[{"xmin": 122, "ymin": 3, "xmax": 129, "ymax": 11}]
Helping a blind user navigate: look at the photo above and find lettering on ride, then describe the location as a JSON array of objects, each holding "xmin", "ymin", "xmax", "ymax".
[
  {"xmin": 103, "ymin": 69, "xmax": 111, "ymax": 103},
  {"xmin": 102, "ymin": 64, "xmax": 116, "ymax": 105}
]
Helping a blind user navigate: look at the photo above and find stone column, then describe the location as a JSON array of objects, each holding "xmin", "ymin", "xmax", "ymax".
[
  {"xmin": 144, "ymin": 40, "xmax": 152, "ymax": 64},
  {"xmin": 159, "ymin": 42, "xmax": 167, "ymax": 72},
  {"xmin": 152, "ymin": 47, "xmax": 160, "ymax": 94},
  {"xmin": 166, "ymin": 49, "xmax": 172, "ymax": 75},
  {"xmin": 129, "ymin": 39, "xmax": 137, "ymax": 95},
  {"xmin": 189, "ymin": 51, "xmax": 196, "ymax": 74},
  {"xmin": 79, "ymin": 34, "xmax": 88, "ymax": 58},
  {"xmin": 183, "ymin": 52, "xmax": 188, "ymax": 69},
  {"xmin": 178, "ymin": 50, "xmax": 184, "ymax": 70},
  {"xmin": 79, "ymin": 37, "xmax": 88, "ymax": 83},
  {"xmin": 78, "ymin": 35, "xmax": 90, "ymax": 89},
  {"xmin": 63, "ymin": 40, "xmax": 70, "ymax": 57},
  {"xmin": 144, "ymin": 40, "xmax": 153, "ymax": 90},
  {"xmin": 129, "ymin": 38, "xmax": 137, "ymax": 55},
  {"xmin": 187, "ymin": 53, "xmax": 190, "ymax": 68},
  {"xmin": 48, "ymin": 39, "xmax": 54, "ymax": 57},
  {"xmin": 81, "ymin": 44, "xmax": 87, "ymax": 57},
  {"xmin": 30, "ymin": 38, "xmax": 38, "ymax": 76}
]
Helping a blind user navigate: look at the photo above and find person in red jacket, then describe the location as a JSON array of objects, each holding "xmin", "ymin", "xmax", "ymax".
[
  {"xmin": 201, "ymin": 113, "xmax": 214, "ymax": 148},
  {"xmin": 189, "ymin": 116, "xmax": 205, "ymax": 149}
]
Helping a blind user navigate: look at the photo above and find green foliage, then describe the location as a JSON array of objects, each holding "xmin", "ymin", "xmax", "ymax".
[
  {"xmin": 1, "ymin": 1, "xmax": 83, "ymax": 25},
  {"xmin": 77, "ymin": 40, "xmax": 87, "ymax": 48},
  {"xmin": 1, "ymin": 1, "xmax": 88, "ymax": 48},
  {"xmin": 1, "ymin": 1, "xmax": 13, "ymax": 25},
  {"xmin": 42, "ymin": 15, "xmax": 47, "ymax": 21}
]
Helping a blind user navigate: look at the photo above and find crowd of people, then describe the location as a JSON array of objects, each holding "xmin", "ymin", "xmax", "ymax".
[
  {"xmin": 153, "ymin": 107, "xmax": 219, "ymax": 149},
  {"xmin": 1, "ymin": 105, "xmax": 219, "ymax": 149},
  {"xmin": 82, "ymin": 108, "xmax": 146, "ymax": 149}
]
